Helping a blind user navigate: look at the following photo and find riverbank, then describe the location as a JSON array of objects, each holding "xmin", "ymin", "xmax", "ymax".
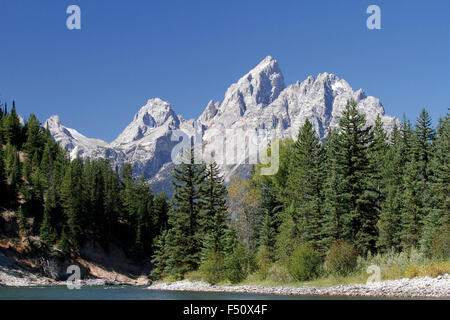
[
  {"xmin": 148, "ymin": 274, "xmax": 450, "ymax": 298},
  {"xmin": 0, "ymin": 248, "xmax": 150, "ymax": 287},
  {"xmin": 0, "ymin": 264, "xmax": 150, "ymax": 287}
]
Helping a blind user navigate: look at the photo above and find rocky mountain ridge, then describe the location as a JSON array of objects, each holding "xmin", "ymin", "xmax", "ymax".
[{"xmin": 45, "ymin": 56, "xmax": 399, "ymax": 194}]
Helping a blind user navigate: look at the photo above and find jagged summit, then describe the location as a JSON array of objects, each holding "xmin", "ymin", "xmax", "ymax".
[
  {"xmin": 199, "ymin": 100, "xmax": 220, "ymax": 125},
  {"xmin": 112, "ymin": 98, "xmax": 179, "ymax": 146},
  {"xmin": 46, "ymin": 115, "xmax": 62, "ymax": 127},
  {"xmin": 46, "ymin": 56, "xmax": 398, "ymax": 194},
  {"xmin": 135, "ymin": 98, "xmax": 178, "ymax": 125},
  {"xmin": 210, "ymin": 56, "xmax": 285, "ymax": 127},
  {"xmin": 44, "ymin": 115, "xmax": 109, "ymax": 159}
]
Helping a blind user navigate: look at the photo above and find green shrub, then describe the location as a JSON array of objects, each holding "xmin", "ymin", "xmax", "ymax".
[
  {"xmin": 325, "ymin": 240, "xmax": 358, "ymax": 276},
  {"xmin": 199, "ymin": 250, "xmax": 225, "ymax": 284},
  {"xmin": 224, "ymin": 244, "xmax": 255, "ymax": 283},
  {"xmin": 430, "ymin": 225, "xmax": 450, "ymax": 260},
  {"xmin": 266, "ymin": 263, "xmax": 292, "ymax": 283},
  {"xmin": 255, "ymin": 245, "xmax": 272, "ymax": 280},
  {"xmin": 287, "ymin": 243, "xmax": 321, "ymax": 281}
]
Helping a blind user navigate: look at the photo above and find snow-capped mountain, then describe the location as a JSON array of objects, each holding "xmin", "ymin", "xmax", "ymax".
[{"xmin": 46, "ymin": 56, "xmax": 398, "ymax": 195}]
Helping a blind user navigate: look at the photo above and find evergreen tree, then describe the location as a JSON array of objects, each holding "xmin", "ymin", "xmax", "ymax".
[
  {"xmin": 60, "ymin": 158, "xmax": 85, "ymax": 248},
  {"xmin": 284, "ymin": 119, "xmax": 325, "ymax": 251},
  {"xmin": 22, "ymin": 114, "xmax": 46, "ymax": 182},
  {"xmin": 103, "ymin": 160, "xmax": 122, "ymax": 240},
  {"xmin": 256, "ymin": 181, "xmax": 282, "ymax": 260},
  {"xmin": 322, "ymin": 129, "xmax": 342, "ymax": 248},
  {"xmin": 120, "ymin": 163, "xmax": 136, "ymax": 226},
  {"xmin": 134, "ymin": 176, "xmax": 154, "ymax": 258},
  {"xmin": 40, "ymin": 203, "xmax": 57, "ymax": 245},
  {"xmin": 201, "ymin": 162, "xmax": 228, "ymax": 255},
  {"xmin": 151, "ymin": 230, "xmax": 169, "ymax": 279},
  {"xmin": 377, "ymin": 123, "xmax": 405, "ymax": 251},
  {"xmin": 4, "ymin": 143, "xmax": 21, "ymax": 208},
  {"xmin": 82, "ymin": 160, "xmax": 108, "ymax": 244},
  {"xmin": 23, "ymin": 114, "xmax": 45, "ymax": 158},
  {"xmin": 368, "ymin": 115, "xmax": 388, "ymax": 211},
  {"xmin": 40, "ymin": 178, "xmax": 58, "ymax": 246},
  {"xmin": 257, "ymin": 207, "xmax": 277, "ymax": 262},
  {"xmin": 400, "ymin": 109, "xmax": 435, "ymax": 249},
  {"xmin": 323, "ymin": 100, "xmax": 377, "ymax": 253},
  {"xmin": 152, "ymin": 192, "xmax": 169, "ymax": 234},
  {"xmin": 3, "ymin": 101, "xmax": 22, "ymax": 146},
  {"xmin": 160, "ymin": 148, "xmax": 206, "ymax": 277},
  {"xmin": 420, "ymin": 112, "xmax": 449, "ymax": 254}
]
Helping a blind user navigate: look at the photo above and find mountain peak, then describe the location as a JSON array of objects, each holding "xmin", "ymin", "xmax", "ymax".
[
  {"xmin": 251, "ymin": 55, "xmax": 278, "ymax": 72},
  {"xmin": 112, "ymin": 98, "xmax": 179, "ymax": 146},
  {"xmin": 46, "ymin": 115, "xmax": 62, "ymax": 127},
  {"xmin": 199, "ymin": 100, "xmax": 219, "ymax": 125},
  {"xmin": 215, "ymin": 56, "xmax": 285, "ymax": 124},
  {"xmin": 135, "ymin": 98, "xmax": 177, "ymax": 126}
]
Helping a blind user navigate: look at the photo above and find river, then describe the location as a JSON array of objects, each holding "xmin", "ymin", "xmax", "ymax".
[{"xmin": 0, "ymin": 286, "xmax": 370, "ymax": 300}]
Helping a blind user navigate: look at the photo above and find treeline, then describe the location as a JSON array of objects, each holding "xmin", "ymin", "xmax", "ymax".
[
  {"xmin": 1, "ymin": 99, "xmax": 448, "ymax": 282},
  {"xmin": 0, "ymin": 101, "xmax": 169, "ymax": 261},
  {"xmin": 152, "ymin": 101, "xmax": 449, "ymax": 283}
]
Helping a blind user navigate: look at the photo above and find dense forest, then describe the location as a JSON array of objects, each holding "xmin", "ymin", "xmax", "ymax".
[
  {"xmin": 0, "ymin": 100, "xmax": 170, "ymax": 263},
  {"xmin": 0, "ymin": 100, "xmax": 448, "ymax": 283},
  {"xmin": 151, "ymin": 101, "xmax": 449, "ymax": 283}
]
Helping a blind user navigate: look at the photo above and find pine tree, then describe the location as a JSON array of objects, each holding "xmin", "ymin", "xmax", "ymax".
[
  {"xmin": 103, "ymin": 160, "xmax": 122, "ymax": 240},
  {"xmin": 368, "ymin": 115, "xmax": 388, "ymax": 210},
  {"xmin": 377, "ymin": 123, "xmax": 406, "ymax": 251},
  {"xmin": 4, "ymin": 143, "xmax": 21, "ymax": 208},
  {"xmin": 152, "ymin": 192, "xmax": 169, "ymax": 235},
  {"xmin": 284, "ymin": 119, "xmax": 325, "ymax": 251},
  {"xmin": 258, "ymin": 207, "xmax": 277, "ymax": 261},
  {"xmin": 3, "ymin": 101, "xmax": 22, "ymax": 146},
  {"xmin": 151, "ymin": 230, "xmax": 169, "ymax": 279},
  {"xmin": 322, "ymin": 129, "xmax": 342, "ymax": 248},
  {"xmin": 60, "ymin": 158, "xmax": 85, "ymax": 248},
  {"xmin": 323, "ymin": 100, "xmax": 377, "ymax": 253},
  {"xmin": 23, "ymin": 114, "xmax": 45, "ymax": 157},
  {"xmin": 252, "ymin": 139, "xmax": 292, "ymax": 257},
  {"xmin": 22, "ymin": 114, "xmax": 46, "ymax": 182},
  {"xmin": 40, "ymin": 140, "xmax": 58, "ymax": 191},
  {"xmin": 82, "ymin": 160, "xmax": 109, "ymax": 244},
  {"xmin": 255, "ymin": 181, "xmax": 282, "ymax": 260},
  {"xmin": 134, "ymin": 176, "xmax": 154, "ymax": 258},
  {"xmin": 201, "ymin": 162, "xmax": 228, "ymax": 256},
  {"xmin": 40, "ymin": 181, "xmax": 58, "ymax": 246},
  {"xmin": 160, "ymin": 148, "xmax": 206, "ymax": 277},
  {"xmin": 420, "ymin": 112, "xmax": 449, "ymax": 254},
  {"xmin": 400, "ymin": 109, "xmax": 435, "ymax": 249},
  {"xmin": 120, "ymin": 163, "xmax": 136, "ymax": 226}
]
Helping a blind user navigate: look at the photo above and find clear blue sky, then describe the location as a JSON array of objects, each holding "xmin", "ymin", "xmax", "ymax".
[{"xmin": 0, "ymin": 0, "xmax": 449, "ymax": 142}]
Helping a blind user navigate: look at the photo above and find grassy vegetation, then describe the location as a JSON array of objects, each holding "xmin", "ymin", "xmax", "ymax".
[{"xmin": 176, "ymin": 247, "xmax": 450, "ymax": 288}]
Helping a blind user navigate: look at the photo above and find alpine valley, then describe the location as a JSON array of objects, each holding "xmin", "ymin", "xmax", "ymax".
[{"xmin": 45, "ymin": 56, "xmax": 398, "ymax": 195}]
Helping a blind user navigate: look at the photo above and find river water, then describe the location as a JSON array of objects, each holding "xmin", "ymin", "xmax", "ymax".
[{"xmin": 0, "ymin": 286, "xmax": 369, "ymax": 300}]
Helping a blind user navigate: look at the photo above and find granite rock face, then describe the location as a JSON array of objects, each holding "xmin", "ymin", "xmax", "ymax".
[{"xmin": 46, "ymin": 56, "xmax": 398, "ymax": 195}]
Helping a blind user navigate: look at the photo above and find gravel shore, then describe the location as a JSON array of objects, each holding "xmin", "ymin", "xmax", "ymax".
[{"xmin": 148, "ymin": 274, "xmax": 450, "ymax": 298}]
